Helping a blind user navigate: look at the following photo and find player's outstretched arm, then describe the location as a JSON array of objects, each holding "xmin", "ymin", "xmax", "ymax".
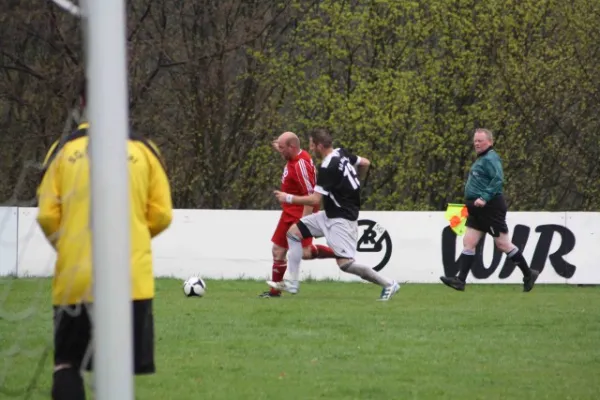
[
  {"xmin": 355, "ymin": 156, "xmax": 370, "ymax": 182},
  {"xmin": 274, "ymin": 190, "xmax": 322, "ymax": 207}
]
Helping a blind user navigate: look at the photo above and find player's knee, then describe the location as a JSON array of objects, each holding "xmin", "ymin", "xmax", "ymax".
[
  {"xmin": 52, "ymin": 366, "xmax": 85, "ymax": 400},
  {"xmin": 271, "ymin": 244, "xmax": 286, "ymax": 261},
  {"xmin": 462, "ymin": 234, "xmax": 479, "ymax": 250},
  {"xmin": 494, "ymin": 241, "xmax": 510, "ymax": 253},
  {"xmin": 338, "ymin": 259, "xmax": 354, "ymax": 271},
  {"xmin": 301, "ymin": 246, "xmax": 314, "ymax": 259},
  {"xmin": 286, "ymin": 225, "xmax": 302, "ymax": 241},
  {"xmin": 494, "ymin": 237, "xmax": 513, "ymax": 253},
  {"xmin": 292, "ymin": 220, "xmax": 313, "ymax": 240},
  {"xmin": 462, "ymin": 245, "xmax": 477, "ymax": 253}
]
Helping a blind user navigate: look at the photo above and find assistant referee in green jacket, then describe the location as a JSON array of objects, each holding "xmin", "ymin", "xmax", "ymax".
[{"xmin": 440, "ymin": 128, "xmax": 539, "ymax": 292}]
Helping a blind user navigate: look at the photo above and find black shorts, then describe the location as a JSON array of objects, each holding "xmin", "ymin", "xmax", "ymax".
[
  {"xmin": 465, "ymin": 195, "xmax": 509, "ymax": 237},
  {"xmin": 53, "ymin": 299, "xmax": 155, "ymax": 374}
]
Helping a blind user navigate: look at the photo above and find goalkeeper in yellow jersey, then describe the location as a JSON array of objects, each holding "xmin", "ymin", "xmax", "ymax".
[{"xmin": 36, "ymin": 83, "xmax": 173, "ymax": 400}]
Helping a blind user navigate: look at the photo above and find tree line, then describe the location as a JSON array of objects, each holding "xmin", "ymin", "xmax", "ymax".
[{"xmin": 1, "ymin": 0, "xmax": 598, "ymax": 211}]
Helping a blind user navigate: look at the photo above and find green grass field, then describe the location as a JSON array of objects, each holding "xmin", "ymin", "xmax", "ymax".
[{"xmin": 0, "ymin": 278, "xmax": 599, "ymax": 399}]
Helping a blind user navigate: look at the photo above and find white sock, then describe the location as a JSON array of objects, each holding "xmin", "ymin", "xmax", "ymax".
[
  {"xmin": 342, "ymin": 262, "xmax": 392, "ymax": 287},
  {"xmin": 286, "ymin": 234, "xmax": 303, "ymax": 283}
]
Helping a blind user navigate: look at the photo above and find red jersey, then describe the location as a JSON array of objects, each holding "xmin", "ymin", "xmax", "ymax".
[{"xmin": 280, "ymin": 150, "xmax": 318, "ymax": 218}]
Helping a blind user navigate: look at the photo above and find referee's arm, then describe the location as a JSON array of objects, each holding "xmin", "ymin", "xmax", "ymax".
[
  {"xmin": 36, "ymin": 154, "xmax": 62, "ymax": 248},
  {"xmin": 480, "ymin": 159, "xmax": 503, "ymax": 202},
  {"xmin": 144, "ymin": 142, "xmax": 173, "ymax": 238}
]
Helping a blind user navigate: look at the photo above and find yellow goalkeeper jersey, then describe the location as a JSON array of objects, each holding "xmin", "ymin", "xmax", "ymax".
[{"xmin": 37, "ymin": 123, "xmax": 173, "ymax": 306}]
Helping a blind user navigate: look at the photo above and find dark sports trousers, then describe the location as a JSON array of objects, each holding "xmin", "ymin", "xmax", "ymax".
[
  {"xmin": 465, "ymin": 195, "xmax": 509, "ymax": 237},
  {"xmin": 53, "ymin": 299, "xmax": 155, "ymax": 374}
]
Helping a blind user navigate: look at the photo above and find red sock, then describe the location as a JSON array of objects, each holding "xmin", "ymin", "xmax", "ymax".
[
  {"xmin": 271, "ymin": 260, "xmax": 287, "ymax": 294},
  {"xmin": 310, "ymin": 244, "xmax": 336, "ymax": 259}
]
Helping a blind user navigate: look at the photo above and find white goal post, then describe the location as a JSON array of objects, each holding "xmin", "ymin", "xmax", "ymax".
[
  {"xmin": 50, "ymin": 0, "xmax": 135, "ymax": 398},
  {"xmin": 85, "ymin": 0, "xmax": 134, "ymax": 398}
]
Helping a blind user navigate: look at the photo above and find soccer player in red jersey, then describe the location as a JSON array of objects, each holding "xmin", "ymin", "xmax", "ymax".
[{"xmin": 259, "ymin": 131, "xmax": 336, "ymax": 297}]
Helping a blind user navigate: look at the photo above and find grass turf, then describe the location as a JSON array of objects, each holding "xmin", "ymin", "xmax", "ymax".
[{"xmin": 0, "ymin": 278, "xmax": 598, "ymax": 399}]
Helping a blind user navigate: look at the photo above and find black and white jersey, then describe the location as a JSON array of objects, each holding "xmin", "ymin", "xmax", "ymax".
[{"xmin": 314, "ymin": 148, "xmax": 362, "ymax": 221}]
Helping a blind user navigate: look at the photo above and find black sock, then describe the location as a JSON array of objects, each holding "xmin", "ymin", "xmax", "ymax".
[
  {"xmin": 52, "ymin": 368, "xmax": 85, "ymax": 400},
  {"xmin": 457, "ymin": 252, "xmax": 475, "ymax": 282},
  {"xmin": 507, "ymin": 247, "xmax": 531, "ymax": 277}
]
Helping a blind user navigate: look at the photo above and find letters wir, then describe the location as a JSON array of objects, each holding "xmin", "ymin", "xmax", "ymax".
[{"xmin": 442, "ymin": 224, "xmax": 576, "ymax": 279}]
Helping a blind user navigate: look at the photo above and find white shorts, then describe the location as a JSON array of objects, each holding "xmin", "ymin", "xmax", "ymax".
[{"xmin": 299, "ymin": 211, "xmax": 357, "ymax": 259}]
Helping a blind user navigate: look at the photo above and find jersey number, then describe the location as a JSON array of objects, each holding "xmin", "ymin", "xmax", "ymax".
[{"xmin": 343, "ymin": 162, "xmax": 360, "ymax": 189}]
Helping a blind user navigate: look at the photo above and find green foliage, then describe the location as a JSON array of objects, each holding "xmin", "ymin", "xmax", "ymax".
[
  {"xmin": 1, "ymin": 0, "xmax": 599, "ymax": 210},
  {"xmin": 256, "ymin": 0, "xmax": 600, "ymax": 211}
]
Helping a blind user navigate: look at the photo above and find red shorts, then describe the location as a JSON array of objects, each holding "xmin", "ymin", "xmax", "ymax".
[{"xmin": 271, "ymin": 213, "xmax": 313, "ymax": 249}]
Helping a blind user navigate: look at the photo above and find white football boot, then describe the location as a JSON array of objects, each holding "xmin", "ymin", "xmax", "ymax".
[{"xmin": 266, "ymin": 280, "xmax": 299, "ymax": 294}]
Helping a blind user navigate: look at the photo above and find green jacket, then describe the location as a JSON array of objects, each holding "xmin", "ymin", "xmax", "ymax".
[{"xmin": 464, "ymin": 148, "xmax": 504, "ymax": 202}]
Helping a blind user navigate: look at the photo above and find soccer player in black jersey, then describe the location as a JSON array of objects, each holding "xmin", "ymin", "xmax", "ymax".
[{"xmin": 270, "ymin": 128, "xmax": 400, "ymax": 301}]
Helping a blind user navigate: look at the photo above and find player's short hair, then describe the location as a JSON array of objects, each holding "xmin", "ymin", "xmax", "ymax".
[
  {"xmin": 310, "ymin": 127, "xmax": 333, "ymax": 148},
  {"xmin": 474, "ymin": 128, "xmax": 493, "ymax": 141}
]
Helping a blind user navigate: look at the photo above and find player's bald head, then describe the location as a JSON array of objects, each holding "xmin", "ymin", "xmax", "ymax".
[
  {"xmin": 276, "ymin": 131, "xmax": 301, "ymax": 160},
  {"xmin": 278, "ymin": 131, "xmax": 300, "ymax": 148}
]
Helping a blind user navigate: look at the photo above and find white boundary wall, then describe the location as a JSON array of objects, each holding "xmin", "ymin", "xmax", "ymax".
[{"xmin": 2, "ymin": 207, "xmax": 599, "ymax": 284}]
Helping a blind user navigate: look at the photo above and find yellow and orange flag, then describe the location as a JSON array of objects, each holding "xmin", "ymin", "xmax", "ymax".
[{"xmin": 445, "ymin": 203, "xmax": 469, "ymax": 236}]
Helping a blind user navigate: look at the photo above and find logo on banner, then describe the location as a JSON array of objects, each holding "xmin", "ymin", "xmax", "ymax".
[
  {"xmin": 441, "ymin": 224, "xmax": 577, "ymax": 279},
  {"xmin": 357, "ymin": 219, "xmax": 392, "ymax": 271}
]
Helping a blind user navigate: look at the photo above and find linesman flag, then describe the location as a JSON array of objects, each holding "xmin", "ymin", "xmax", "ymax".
[{"xmin": 445, "ymin": 203, "xmax": 469, "ymax": 236}]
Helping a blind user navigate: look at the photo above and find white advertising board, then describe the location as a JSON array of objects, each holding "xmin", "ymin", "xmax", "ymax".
[
  {"xmin": 7, "ymin": 207, "xmax": 600, "ymax": 284},
  {"xmin": 0, "ymin": 207, "xmax": 18, "ymax": 276}
]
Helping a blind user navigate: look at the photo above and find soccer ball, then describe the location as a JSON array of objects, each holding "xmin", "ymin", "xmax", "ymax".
[{"xmin": 183, "ymin": 276, "xmax": 206, "ymax": 297}]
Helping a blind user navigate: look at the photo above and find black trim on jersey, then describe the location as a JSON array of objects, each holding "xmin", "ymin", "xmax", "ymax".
[{"xmin": 40, "ymin": 127, "xmax": 166, "ymax": 181}]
